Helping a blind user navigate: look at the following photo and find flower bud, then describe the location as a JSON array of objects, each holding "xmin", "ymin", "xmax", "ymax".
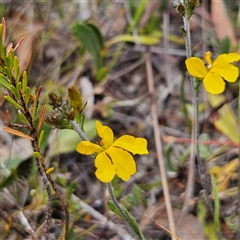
[{"xmin": 68, "ymin": 86, "xmax": 82, "ymax": 115}]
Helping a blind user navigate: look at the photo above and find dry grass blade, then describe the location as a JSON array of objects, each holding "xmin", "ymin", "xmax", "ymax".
[
  {"xmin": 144, "ymin": 213, "xmax": 182, "ymax": 240},
  {"xmin": 144, "ymin": 51, "xmax": 176, "ymax": 240},
  {"xmin": 13, "ymin": 37, "xmax": 25, "ymax": 52}
]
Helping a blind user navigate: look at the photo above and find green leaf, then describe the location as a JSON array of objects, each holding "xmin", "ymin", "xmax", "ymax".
[
  {"xmin": 4, "ymin": 96, "xmax": 23, "ymax": 110},
  {"xmin": 197, "ymin": 195, "xmax": 219, "ymax": 239},
  {"xmin": 32, "ymin": 95, "xmax": 38, "ymax": 119},
  {"xmin": 33, "ymin": 152, "xmax": 42, "ymax": 158},
  {"xmin": 0, "ymin": 74, "xmax": 12, "ymax": 90},
  {"xmin": 120, "ymin": 184, "xmax": 145, "ymax": 210},
  {"xmin": 10, "ymin": 85, "xmax": 20, "ymax": 99},
  {"xmin": 18, "ymin": 111, "xmax": 30, "ymax": 124},
  {"xmin": 128, "ymin": 0, "xmax": 147, "ymax": 32},
  {"xmin": 25, "ymin": 87, "xmax": 30, "ymax": 105},
  {"xmin": 208, "ymin": 94, "xmax": 239, "ymax": 143},
  {"xmin": 0, "ymin": 170, "xmax": 18, "ymax": 190},
  {"xmin": 4, "ymin": 66, "xmax": 11, "ymax": 78},
  {"xmin": 106, "ymin": 34, "xmax": 160, "ymax": 46},
  {"xmin": 219, "ymin": 37, "xmax": 230, "ymax": 54},
  {"xmin": 0, "ymin": 23, "xmax": 2, "ymax": 49},
  {"xmin": 38, "ymin": 130, "xmax": 44, "ymax": 146},
  {"xmin": 9, "ymin": 48, "xmax": 15, "ymax": 69},
  {"xmin": 72, "ymin": 22, "xmax": 103, "ymax": 72},
  {"xmin": 106, "ymin": 200, "xmax": 122, "ymax": 217},
  {"xmin": 96, "ymin": 66, "xmax": 108, "ymax": 81},
  {"xmin": 86, "ymin": 23, "xmax": 104, "ymax": 49},
  {"xmin": 211, "ymin": 174, "xmax": 221, "ymax": 233},
  {"xmin": 14, "ymin": 56, "xmax": 20, "ymax": 83},
  {"xmin": 22, "ymin": 71, "xmax": 28, "ymax": 94},
  {"xmin": 106, "ymin": 200, "xmax": 146, "ymax": 240}
]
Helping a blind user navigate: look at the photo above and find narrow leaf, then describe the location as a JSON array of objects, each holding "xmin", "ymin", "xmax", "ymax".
[
  {"xmin": 16, "ymin": 82, "xmax": 22, "ymax": 92},
  {"xmin": 106, "ymin": 34, "xmax": 159, "ymax": 47},
  {"xmin": 22, "ymin": 71, "xmax": 27, "ymax": 94},
  {"xmin": 33, "ymin": 152, "xmax": 42, "ymax": 158},
  {"xmin": 0, "ymin": 23, "xmax": 2, "ymax": 52},
  {"xmin": 4, "ymin": 96, "xmax": 24, "ymax": 110},
  {"xmin": 14, "ymin": 56, "xmax": 20, "ymax": 83},
  {"xmin": 25, "ymin": 87, "xmax": 30, "ymax": 105},
  {"xmin": 37, "ymin": 104, "xmax": 46, "ymax": 133},
  {"xmin": 0, "ymin": 74, "xmax": 12, "ymax": 90},
  {"xmin": 211, "ymin": 175, "xmax": 221, "ymax": 233},
  {"xmin": 18, "ymin": 110, "xmax": 30, "ymax": 124},
  {"xmin": 32, "ymin": 95, "xmax": 38, "ymax": 119},
  {"xmin": 38, "ymin": 130, "xmax": 44, "ymax": 146},
  {"xmin": 9, "ymin": 48, "xmax": 14, "ymax": 69},
  {"xmin": 4, "ymin": 66, "xmax": 11, "ymax": 78},
  {"xmin": 9, "ymin": 85, "xmax": 20, "ymax": 99},
  {"xmin": 46, "ymin": 167, "xmax": 54, "ymax": 174},
  {"xmin": 2, "ymin": 126, "xmax": 33, "ymax": 140}
]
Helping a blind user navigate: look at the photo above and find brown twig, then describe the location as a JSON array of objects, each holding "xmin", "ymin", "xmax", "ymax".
[
  {"xmin": 144, "ymin": 50, "xmax": 177, "ymax": 240},
  {"xmin": 0, "ymin": 209, "xmax": 36, "ymax": 239}
]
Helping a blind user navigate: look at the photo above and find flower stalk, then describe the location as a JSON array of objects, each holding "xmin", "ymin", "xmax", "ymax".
[
  {"xmin": 174, "ymin": 0, "xmax": 214, "ymax": 218},
  {"xmin": 72, "ymin": 120, "xmax": 147, "ymax": 239}
]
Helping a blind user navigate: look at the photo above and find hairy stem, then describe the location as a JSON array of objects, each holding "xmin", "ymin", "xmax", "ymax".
[
  {"xmin": 182, "ymin": 15, "xmax": 213, "ymax": 216},
  {"xmin": 106, "ymin": 183, "xmax": 145, "ymax": 240}
]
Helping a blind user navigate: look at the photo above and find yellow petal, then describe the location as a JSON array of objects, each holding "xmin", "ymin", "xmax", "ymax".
[
  {"xmin": 211, "ymin": 62, "xmax": 239, "ymax": 82},
  {"xmin": 76, "ymin": 141, "xmax": 104, "ymax": 154},
  {"xmin": 113, "ymin": 135, "xmax": 148, "ymax": 154},
  {"xmin": 204, "ymin": 51, "xmax": 212, "ymax": 65},
  {"xmin": 96, "ymin": 121, "xmax": 114, "ymax": 148},
  {"xmin": 185, "ymin": 58, "xmax": 208, "ymax": 78},
  {"xmin": 203, "ymin": 72, "xmax": 226, "ymax": 94},
  {"xmin": 95, "ymin": 152, "xmax": 115, "ymax": 182},
  {"xmin": 214, "ymin": 53, "xmax": 240, "ymax": 63},
  {"xmin": 107, "ymin": 147, "xmax": 136, "ymax": 181}
]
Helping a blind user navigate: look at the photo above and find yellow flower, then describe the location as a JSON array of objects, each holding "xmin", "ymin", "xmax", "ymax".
[
  {"xmin": 185, "ymin": 51, "xmax": 240, "ymax": 94},
  {"xmin": 76, "ymin": 121, "xmax": 148, "ymax": 183}
]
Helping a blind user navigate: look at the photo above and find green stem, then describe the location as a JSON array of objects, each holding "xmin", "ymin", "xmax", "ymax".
[
  {"xmin": 106, "ymin": 182, "xmax": 146, "ymax": 240},
  {"xmin": 183, "ymin": 15, "xmax": 214, "ymax": 216},
  {"xmin": 70, "ymin": 120, "xmax": 88, "ymax": 141}
]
